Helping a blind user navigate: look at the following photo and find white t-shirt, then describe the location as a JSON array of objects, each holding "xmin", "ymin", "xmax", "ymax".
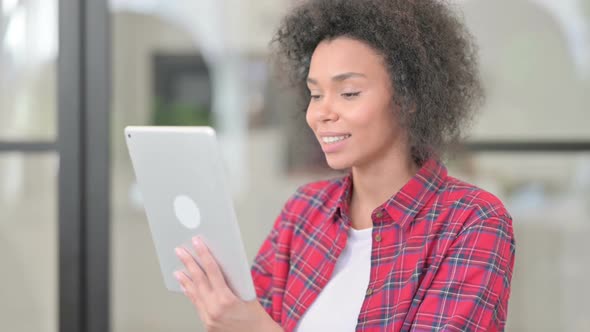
[{"xmin": 295, "ymin": 227, "xmax": 373, "ymax": 331}]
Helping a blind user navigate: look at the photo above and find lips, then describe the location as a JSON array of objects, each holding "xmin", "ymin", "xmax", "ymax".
[
  {"xmin": 317, "ymin": 132, "xmax": 351, "ymax": 153},
  {"xmin": 318, "ymin": 131, "xmax": 351, "ymax": 138},
  {"xmin": 321, "ymin": 134, "xmax": 351, "ymax": 144}
]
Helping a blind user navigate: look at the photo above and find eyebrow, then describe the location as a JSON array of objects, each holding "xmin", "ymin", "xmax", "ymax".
[{"xmin": 307, "ymin": 72, "xmax": 367, "ymax": 85}]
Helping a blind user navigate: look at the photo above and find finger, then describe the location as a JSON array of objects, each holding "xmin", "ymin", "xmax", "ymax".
[
  {"xmin": 175, "ymin": 247, "xmax": 212, "ymax": 295},
  {"xmin": 174, "ymin": 271, "xmax": 207, "ymax": 318},
  {"xmin": 192, "ymin": 237, "xmax": 232, "ymax": 295},
  {"xmin": 174, "ymin": 270, "xmax": 195, "ymax": 300}
]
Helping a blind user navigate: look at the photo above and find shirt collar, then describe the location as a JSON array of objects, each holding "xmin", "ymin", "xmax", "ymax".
[{"xmin": 329, "ymin": 158, "xmax": 448, "ymax": 228}]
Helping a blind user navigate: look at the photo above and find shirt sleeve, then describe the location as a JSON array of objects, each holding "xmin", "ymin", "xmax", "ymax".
[
  {"xmin": 410, "ymin": 213, "xmax": 516, "ymax": 332},
  {"xmin": 251, "ymin": 210, "xmax": 284, "ymax": 316}
]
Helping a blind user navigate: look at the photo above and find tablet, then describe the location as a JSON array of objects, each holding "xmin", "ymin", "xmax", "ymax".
[{"xmin": 124, "ymin": 126, "xmax": 256, "ymax": 301}]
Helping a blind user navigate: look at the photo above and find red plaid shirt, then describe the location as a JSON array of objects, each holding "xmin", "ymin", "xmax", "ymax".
[{"xmin": 251, "ymin": 158, "xmax": 515, "ymax": 331}]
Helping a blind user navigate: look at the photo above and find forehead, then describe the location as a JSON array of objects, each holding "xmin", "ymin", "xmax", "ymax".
[{"xmin": 308, "ymin": 37, "xmax": 387, "ymax": 77}]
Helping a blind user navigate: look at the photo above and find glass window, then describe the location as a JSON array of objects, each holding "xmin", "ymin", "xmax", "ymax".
[
  {"xmin": 459, "ymin": 1, "xmax": 590, "ymax": 140},
  {"xmin": 0, "ymin": 153, "xmax": 58, "ymax": 332},
  {"xmin": 0, "ymin": 0, "xmax": 58, "ymax": 142},
  {"xmin": 110, "ymin": 10, "xmax": 204, "ymax": 331}
]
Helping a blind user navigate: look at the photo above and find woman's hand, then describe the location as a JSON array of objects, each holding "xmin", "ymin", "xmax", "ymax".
[{"xmin": 175, "ymin": 237, "xmax": 282, "ymax": 332}]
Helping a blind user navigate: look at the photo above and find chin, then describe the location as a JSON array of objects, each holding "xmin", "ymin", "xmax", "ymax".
[{"xmin": 324, "ymin": 154, "xmax": 355, "ymax": 171}]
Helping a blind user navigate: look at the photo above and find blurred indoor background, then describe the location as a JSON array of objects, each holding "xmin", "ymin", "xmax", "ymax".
[{"xmin": 1, "ymin": 0, "xmax": 589, "ymax": 331}]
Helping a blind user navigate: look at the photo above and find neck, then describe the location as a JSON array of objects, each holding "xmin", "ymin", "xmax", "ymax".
[{"xmin": 350, "ymin": 146, "xmax": 419, "ymax": 216}]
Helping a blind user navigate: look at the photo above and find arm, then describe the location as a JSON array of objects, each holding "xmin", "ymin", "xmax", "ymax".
[
  {"xmin": 251, "ymin": 213, "xmax": 283, "ymax": 317},
  {"xmin": 410, "ymin": 214, "xmax": 516, "ymax": 332}
]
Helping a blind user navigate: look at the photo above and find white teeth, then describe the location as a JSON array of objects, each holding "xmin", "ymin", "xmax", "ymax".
[{"xmin": 321, "ymin": 135, "xmax": 350, "ymax": 144}]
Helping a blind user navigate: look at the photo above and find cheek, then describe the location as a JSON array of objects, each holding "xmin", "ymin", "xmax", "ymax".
[
  {"xmin": 305, "ymin": 101, "xmax": 322, "ymax": 131},
  {"xmin": 349, "ymin": 103, "xmax": 385, "ymax": 129},
  {"xmin": 353, "ymin": 105, "xmax": 397, "ymax": 138},
  {"xmin": 305, "ymin": 108, "xmax": 314, "ymax": 131}
]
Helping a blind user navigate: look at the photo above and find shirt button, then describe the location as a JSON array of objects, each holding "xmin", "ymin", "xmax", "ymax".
[
  {"xmin": 366, "ymin": 288, "xmax": 373, "ymax": 296},
  {"xmin": 375, "ymin": 211, "xmax": 383, "ymax": 218},
  {"xmin": 375, "ymin": 233, "xmax": 382, "ymax": 242}
]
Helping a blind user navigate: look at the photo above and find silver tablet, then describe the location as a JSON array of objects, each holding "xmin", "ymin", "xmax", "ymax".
[{"xmin": 124, "ymin": 126, "xmax": 256, "ymax": 301}]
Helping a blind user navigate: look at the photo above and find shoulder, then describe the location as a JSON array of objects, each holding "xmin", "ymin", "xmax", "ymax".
[
  {"xmin": 274, "ymin": 176, "xmax": 347, "ymax": 230},
  {"xmin": 434, "ymin": 175, "xmax": 513, "ymax": 234},
  {"xmin": 293, "ymin": 176, "xmax": 346, "ymax": 204},
  {"xmin": 444, "ymin": 176, "xmax": 509, "ymax": 215},
  {"xmin": 282, "ymin": 176, "xmax": 346, "ymax": 216}
]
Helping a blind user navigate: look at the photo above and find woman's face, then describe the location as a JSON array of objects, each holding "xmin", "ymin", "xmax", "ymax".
[{"xmin": 306, "ymin": 37, "xmax": 408, "ymax": 170}]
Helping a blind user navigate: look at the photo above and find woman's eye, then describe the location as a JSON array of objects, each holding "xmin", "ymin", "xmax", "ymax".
[
  {"xmin": 310, "ymin": 94, "xmax": 321, "ymax": 100},
  {"xmin": 342, "ymin": 92, "xmax": 361, "ymax": 98}
]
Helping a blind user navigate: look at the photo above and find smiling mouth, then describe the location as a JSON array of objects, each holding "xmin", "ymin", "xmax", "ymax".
[{"xmin": 321, "ymin": 134, "xmax": 351, "ymax": 144}]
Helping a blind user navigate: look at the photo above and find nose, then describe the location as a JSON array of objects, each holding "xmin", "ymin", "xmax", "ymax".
[{"xmin": 311, "ymin": 96, "xmax": 339, "ymax": 123}]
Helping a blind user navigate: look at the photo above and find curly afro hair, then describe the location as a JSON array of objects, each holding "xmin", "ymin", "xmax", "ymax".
[{"xmin": 271, "ymin": 0, "xmax": 484, "ymax": 165}]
